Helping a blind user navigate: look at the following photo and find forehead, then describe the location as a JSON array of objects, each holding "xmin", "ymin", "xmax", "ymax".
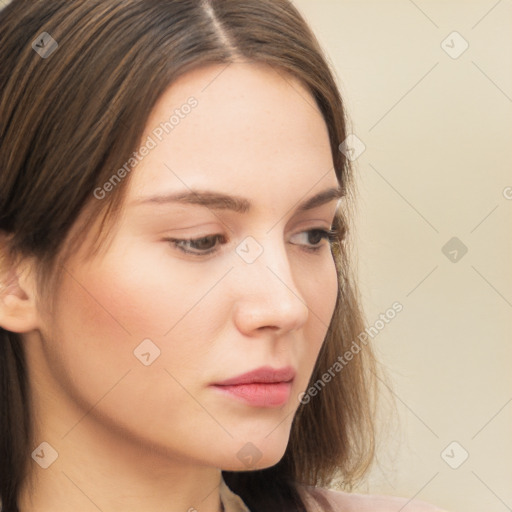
[
  {"xmin": 127, "ymin": 61, "xmax": 335, "ymax": 202},
  {"xmin": 63, "ymin": 63, "xmax": 339, "ymax": 266}
]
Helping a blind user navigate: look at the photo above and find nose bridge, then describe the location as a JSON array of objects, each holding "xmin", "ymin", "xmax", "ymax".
[
  {"xmin": 236, "ymin": 234, "xmax": 294, "ymax": 291},
  {"xmin": 232, "ymin": 233, "xmax": 309, "ymax": 331}
]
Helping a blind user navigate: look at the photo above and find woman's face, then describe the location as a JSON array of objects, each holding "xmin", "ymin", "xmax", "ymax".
[{"xmin": 32, "ymin": 62, "xmax": 340, "ymax": 471}]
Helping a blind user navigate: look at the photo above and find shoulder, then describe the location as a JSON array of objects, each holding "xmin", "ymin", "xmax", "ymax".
[{"xmin": 299, "ymin": 484, "xmax": 450, "ymax": 512}]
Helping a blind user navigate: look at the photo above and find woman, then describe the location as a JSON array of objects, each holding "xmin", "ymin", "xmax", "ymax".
[{"xmin": 0, "ymin": 1, "xmax": 449, "ymax": 511}]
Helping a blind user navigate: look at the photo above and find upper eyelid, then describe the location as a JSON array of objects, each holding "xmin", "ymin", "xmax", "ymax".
[
  {"xmin": 166, "ymin": 223, "xmax": 334, "ymax": 240},
  {"xmin": 167, "ymin": 211, "xmax": 338, "ymax": 233}
]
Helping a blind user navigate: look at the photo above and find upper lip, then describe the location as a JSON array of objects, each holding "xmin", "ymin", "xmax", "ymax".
[{"xmin": 212, "ymin": 365, "xmax": 296, "ymax": 386}]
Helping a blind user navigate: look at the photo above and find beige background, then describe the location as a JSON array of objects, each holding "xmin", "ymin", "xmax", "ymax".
[
  {"xmin": 2, "ymin": 0, "xmax": 510, "ymax": 511},
  {"xmin": 292, "ymin": 1, "xmax": 512, "ymax": 512}
]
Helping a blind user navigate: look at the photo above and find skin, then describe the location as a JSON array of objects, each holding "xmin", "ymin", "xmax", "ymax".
[{"xmin": 2, "ymin": 61, "xmax": 341, "ymax": 512}]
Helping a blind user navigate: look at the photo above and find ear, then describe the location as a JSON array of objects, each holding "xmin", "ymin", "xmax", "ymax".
[{"xmin": 0, "ymin": 237, "xmax": 40, "ymax": 333}]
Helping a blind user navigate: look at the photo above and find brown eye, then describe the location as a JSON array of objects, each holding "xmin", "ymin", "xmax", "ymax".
[
  {"xmin": 289, "ymin": 228, "xmax": 339, "ymax": 253},
  {"xmin": 165, "ymin": 234, "xmax": 226, "ymax": 256}
]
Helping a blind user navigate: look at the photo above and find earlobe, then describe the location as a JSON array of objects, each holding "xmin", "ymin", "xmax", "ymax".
[{"xmin": 0, "ymin": 259, "xmax": 40, "ymax": 334}]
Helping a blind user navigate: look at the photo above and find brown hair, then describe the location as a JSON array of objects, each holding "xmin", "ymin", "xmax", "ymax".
[{"xmin": 0, "ymin": 1, "xmax": 380, "ymax": 510}]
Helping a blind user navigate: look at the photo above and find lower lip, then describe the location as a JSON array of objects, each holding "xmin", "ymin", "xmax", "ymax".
[{"xmin": 211, "ymin": 381, "xmax": 292, "ymax": 407}]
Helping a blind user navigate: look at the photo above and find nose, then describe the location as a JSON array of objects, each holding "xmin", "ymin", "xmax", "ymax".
[{"xmin": 231, "ymin": 237, "xmax": 310, "ymax": 335}]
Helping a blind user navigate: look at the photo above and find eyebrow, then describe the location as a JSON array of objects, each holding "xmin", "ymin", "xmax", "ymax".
[{"xmin": 132, "ymin": 186, "xmax": 344, "ymax": 214}]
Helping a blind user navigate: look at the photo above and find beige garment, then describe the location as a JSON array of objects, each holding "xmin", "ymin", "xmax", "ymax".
[
  {"xmin": 220, "ymin": 476, "xmax": 452, "ymax": 512},
  {"xmin": 303, "ymin": 484, "xmax": 452, "ymax": 511}
]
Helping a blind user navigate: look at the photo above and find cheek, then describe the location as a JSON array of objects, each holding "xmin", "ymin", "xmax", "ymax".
[
  {"xmin": 43, "ymin": 246, "xmax": 231, "ymax": 448},
  {"xmin": 302, "ymin": 252, "xmax": 339, "ymax": 332},
  {"xmin": 320, "ymin": 254, "xmax": 339, "ymax": 324},
  {"xmin": 295, "ymin": 254, "xmax": 339, "ymax": 379},
  {"xmin": 52, "ymin": 244, "xmax": 227, "ymax": 375},
  {"xmin": 62, "ymin": 241, "xmax": 224, "ymax": 340}
]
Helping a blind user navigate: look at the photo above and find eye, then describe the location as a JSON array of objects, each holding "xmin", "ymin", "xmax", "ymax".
[
  {"xmin": 164, "ymin": 228, "xmax": 339, "ymax": 258},
  {"xmin": 289, "ymin": 228, "xmax": 339, "ymax": 253},
  {"xmin": 166, "ymin": 234, "xmax": 226, "ymax": 256}
]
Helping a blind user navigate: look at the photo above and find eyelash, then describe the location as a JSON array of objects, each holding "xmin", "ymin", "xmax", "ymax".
[{"xmin": 165, "ymin": 228, "xmax": 339, "ymax": 257}]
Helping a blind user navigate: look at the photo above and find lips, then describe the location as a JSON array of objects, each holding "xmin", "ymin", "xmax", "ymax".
[
  {"xmin": 212, "ymin": 365, "xmax": 296, "ymax": 386},
  {"xmin": 210, "ymin": 366, "xmax": 295, "ymax": 408}
]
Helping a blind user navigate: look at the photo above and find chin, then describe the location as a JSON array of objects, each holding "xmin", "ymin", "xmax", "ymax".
[{"xmin": 218, "ymin": 434, "xmax": 290, "ymax": 472}]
